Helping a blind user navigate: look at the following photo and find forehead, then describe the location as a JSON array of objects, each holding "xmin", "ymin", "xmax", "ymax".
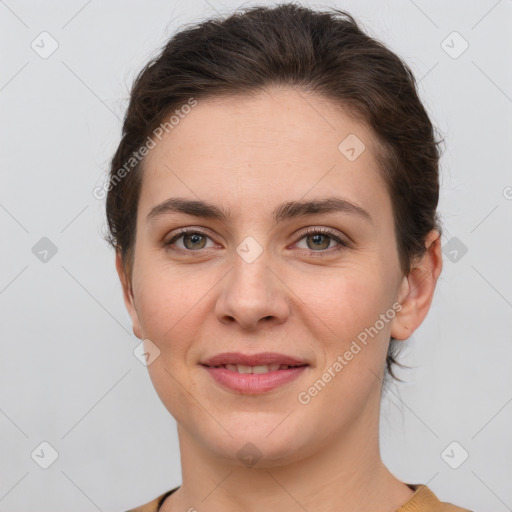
[{"xmin": 139, "ymin": 87, "xmax": 389, "ymax": 220}]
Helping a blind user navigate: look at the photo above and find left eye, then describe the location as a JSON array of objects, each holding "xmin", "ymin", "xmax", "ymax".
[{"xmin": 295, "ymin": 229, "xmax": 346, "ymax": 251}]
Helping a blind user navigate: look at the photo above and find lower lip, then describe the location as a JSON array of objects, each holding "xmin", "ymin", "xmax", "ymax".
[{"xmin": 201, "ymin": 365, "xmax": 308, "ymax": 394}]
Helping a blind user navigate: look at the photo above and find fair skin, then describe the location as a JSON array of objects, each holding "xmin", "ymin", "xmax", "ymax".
[{"xmin": 116, "ymin": 87, "xmax": 442, "ymax": 512}]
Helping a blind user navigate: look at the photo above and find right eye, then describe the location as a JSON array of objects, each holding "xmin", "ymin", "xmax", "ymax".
[{"xmin": 163, "ymin": 228, "xmax": 217, "ymax": 252}]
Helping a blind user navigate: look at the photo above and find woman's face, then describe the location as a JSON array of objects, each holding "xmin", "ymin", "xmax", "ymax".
[{"xmin": 118, "ymin": 87, "xmax": 419, "ymax": 465}]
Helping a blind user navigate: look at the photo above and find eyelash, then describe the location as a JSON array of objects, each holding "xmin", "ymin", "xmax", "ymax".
[{"xmin": 163, "ymin": 227, "xmax": 349, "ymax": 256}]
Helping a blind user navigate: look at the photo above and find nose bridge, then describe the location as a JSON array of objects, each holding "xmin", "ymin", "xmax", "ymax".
[{"xmin": 216, "ymin": 236, "xmax": 288, "ymax": 329}]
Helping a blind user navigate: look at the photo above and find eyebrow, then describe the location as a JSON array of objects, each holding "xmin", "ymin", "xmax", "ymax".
[{"xmin": 146, "ymin": 196, "xmax": 372, "ymax": 226}]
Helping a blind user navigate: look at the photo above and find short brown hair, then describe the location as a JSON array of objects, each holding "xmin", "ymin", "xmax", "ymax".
[{"xmin": 104, "ymin": 2, "xmax": 443, "ymax": 380}]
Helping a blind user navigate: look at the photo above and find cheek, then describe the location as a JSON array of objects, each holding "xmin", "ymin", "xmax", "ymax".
[
  {"xmin": 132, "ymin": 259, "xmax": 215, "ymax": 352},
  {"xmin": 131, "ymin": 265, "xmax": 207, "ymax": 420},
  {"xmin": 301, "ymin": 272, "xmax": 394, "ymax": 411},
  {"xmin": 303, "ymin": 269, "xmax": 396, "ymax": 388},
  {"xmin": 293, "ymin": 265, "xmax": 393, "ymax": 337}
]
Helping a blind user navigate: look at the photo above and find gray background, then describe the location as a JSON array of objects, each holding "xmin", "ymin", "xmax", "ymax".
[{"xmin": 1, "ymin": 0, "xmax": 511, "ymax": 510}]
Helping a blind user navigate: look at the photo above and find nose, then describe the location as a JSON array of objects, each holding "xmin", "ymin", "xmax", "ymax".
[{"xmin": 215, "ymin": 247, "xmax": 290, "ymax": 331}]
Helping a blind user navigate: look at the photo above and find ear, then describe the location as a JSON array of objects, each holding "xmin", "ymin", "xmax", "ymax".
[
  {"xmin": 391, "ymin": 230, "xmax": 443, "ymax": 340},
  {"xmin": 115, "ymin": 250, "xmax": 143, "ymax": 340}
]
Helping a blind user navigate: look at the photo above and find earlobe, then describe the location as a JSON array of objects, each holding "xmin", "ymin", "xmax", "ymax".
[
  {"xmin": 391, "ymin": 276, "xmax": 411, "ymax": 340},
  {"xmin": 390, "ymin": 230, "xmax": 443, "ymax": 341},
  {"xmin": 115, "ymin": 250, "xmax": 143, "ymax": 340}
]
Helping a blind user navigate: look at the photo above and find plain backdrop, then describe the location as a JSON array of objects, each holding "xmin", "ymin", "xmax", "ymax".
[{"xmin": 1, "ymin": 0, "xmax": 511, "ymax": 510}]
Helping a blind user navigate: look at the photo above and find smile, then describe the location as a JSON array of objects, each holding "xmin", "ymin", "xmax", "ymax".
[{"xmin": 207, "ymin": 363, "xmax": 305, "ymax": 374}]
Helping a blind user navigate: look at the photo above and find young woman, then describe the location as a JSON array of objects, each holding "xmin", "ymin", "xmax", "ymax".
[{"xmin": 104, "ymin": 4, "xmax": 472, "ymax": 511}]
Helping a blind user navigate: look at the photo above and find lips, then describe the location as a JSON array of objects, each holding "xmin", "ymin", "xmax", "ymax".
[
  {"xmin": 200, "ymin": 352, "xmax": 309, "ymax": 393},
  {"xmin": 200, "ymin": 351, "xmax": 308, "ymax": 367}
]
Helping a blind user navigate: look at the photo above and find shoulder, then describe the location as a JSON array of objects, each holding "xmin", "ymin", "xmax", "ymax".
[
  {"xmin": 125, "ymin": 484, "xmax": 473, "ymax": 512},
  {"xmin": 124, "ymin": 486, "xmax": 180, "ymax": 512},
  {"xmin": 398, "ymin": 484, "xmax": 473, "ymax": 512}
]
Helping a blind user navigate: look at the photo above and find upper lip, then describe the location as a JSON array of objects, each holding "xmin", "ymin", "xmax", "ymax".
[{"xmin": 201, "ymin": 352, "xmax": 309, "ymax": 367}]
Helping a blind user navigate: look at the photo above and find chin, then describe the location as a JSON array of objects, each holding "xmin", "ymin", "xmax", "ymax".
[{"xmin": 194, "ymin": 419, "xmax": 314, "ymax": 468}]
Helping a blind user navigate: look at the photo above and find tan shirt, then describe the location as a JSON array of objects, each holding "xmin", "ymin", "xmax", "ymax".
[{"xmin": 125, "ymin": 484, "xmax": 473, "ymax": 512}]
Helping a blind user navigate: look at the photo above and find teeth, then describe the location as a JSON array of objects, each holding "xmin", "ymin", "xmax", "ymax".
[
  {"xmin": 223, "ymin": 363, "xmax": 285, "ymax": 374},
  {"xmin": 236, "ymin": 364, "xmax": 252, "ymax": 374}
]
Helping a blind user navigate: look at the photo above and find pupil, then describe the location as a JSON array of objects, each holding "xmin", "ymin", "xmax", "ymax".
[
  {"xmin": 185, "ymin": 233, "xmax": 206, "ymax": 250},
  {"xmin": 309, "ymin": 234, "xmax": 329, "ymax": 250}
]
